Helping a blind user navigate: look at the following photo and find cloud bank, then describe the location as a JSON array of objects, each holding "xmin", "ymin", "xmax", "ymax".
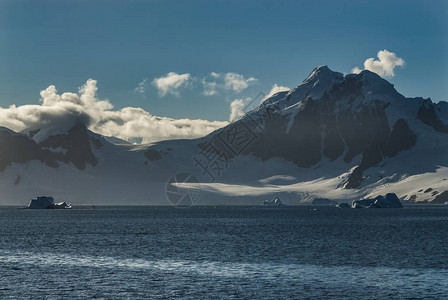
[
  {"xmin": 0, "ymin": 79, "xmax": 228, "ymax": 144},
  {"xmin": 352, "ymin": 49, "xmax": 405, "ymax": 77}
]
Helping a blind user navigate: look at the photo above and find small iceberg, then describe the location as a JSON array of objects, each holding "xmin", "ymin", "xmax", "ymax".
[
  {"xmin": 262, "ymin": 197, "xmax": 283, "ymax": 207},
  {"xmin": 336, "ymin": 202, "xmax": 350, "ymax": 208},
  {"xmin": 27, "ymin": 196, "xmax": 72, "ymax": 209},
  {"xmin": 352, "ymin": 193, "xmax": 402, "ymax": 208}
]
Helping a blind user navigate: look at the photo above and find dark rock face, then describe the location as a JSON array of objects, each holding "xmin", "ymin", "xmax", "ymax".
[
  {"xmin": 345, "ymin": 118, "xmax": 417, "ymax": 188},
  {"xmin": 253, "ymin": 98, "xmax": 322, "ymax": 168},
  {"xmin": 417, "ymin": 101, "xmax": 448, "ymax": 133},
  {"xmin": 247, "ymin": 96, "xmax": 395, "ymax": 171},
  {"xmin": 331, "ymin": 75, "xmax": 364, "ymax": 100},
  {"xmin": 322, "ymin": 113, "xmax": 345, "ymax": 162},
  {"xmin": 39, "ymin": 124, "xmax": 97, "ymax": 170},
  {"xmin": 432, "ymin": 191, "xmax": 448, "ymax": 204},
  {"xmin": 144, "ymin": 147, "xmax": 172, "ymax": 161},
  {"xmin": 247, "ymin": 110, "xmax": 287, "ymax": 161},
  {"xmin": 286, "ymin": 99, "xmax": 322, "ymax": 167},
  {"xmin": 339, "ymin": 101, "xmax": 390, "ymax": 163},
  {"xmin": 382, "ymin": 119, "xmax": 417, "ymax": 157},
  {"xmin": 0, "ymin": 131, "xmax": 50, "ymax": 171},
  {"xmin": 345, "ymin": 118, "xmax": 416, "ymax": 188},
  {"xmin": 197, "ymin": 69, "xmax": 419, "ymax": 189},
  {"xmin": 0, "ymin": 124, "xmax": 97, "ymax": 172},
  {"xmin": 145, "ymin": 149, "xmax": 163, "ymax": 161},
  {"xmin": 226, "ymin": 98, "xmax": 322, "ymax": 168}
]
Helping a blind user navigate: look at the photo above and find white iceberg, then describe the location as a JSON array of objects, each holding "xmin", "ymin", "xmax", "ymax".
[{"xmin": 27, "ymin": 196, "xmax": 72, "ymax": 209}]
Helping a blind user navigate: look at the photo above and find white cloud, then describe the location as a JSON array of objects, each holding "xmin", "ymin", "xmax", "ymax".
[
  {"xmin": 352, "ymin": 49, "xmax": 405, "ymax": 77},
  {"xmin": 351, "ymin": 67, "xmax": 363, "ymax": 74},
  {"xmin": 228, "ymin": 84, "xmax": 289, "ymax": 122},
  {"xmin": 229, "ymin": 97, "xmax": 251, "ymax": 122},
  {"xmin": 149, "ymin": 71, "xmax": 257, "ymax": 96},
  {"xmin": 262, "ymin": 84, "xmax": 290, "ymax": 102},
  {"xmin": 152, "ymin": 72, "xmax": 191, "ymax": 96},
  {"xmin": 202, "ymin": 78, "xmax": 219, "ymax": 96},
  {"xmin": 229, "ymin": 99, "xmax": 245, "ymax": 122},
  {"xmin": 0, "ymin": 79, "xmax": 228, "ymax": 144},
  {"xmin": 223, "ymin": 73, "xmax": 257, "ymax": 93},
  {"xmin": 133, "ymin": 78, "xmax": 149, "ymax": 96},
  {"xmin": 210, "ymin": 72, "xmax": 221, "ymax": 79},
  {"xmin": 202, "ymin": 72, "xmax": 257, "ymax": 95}
]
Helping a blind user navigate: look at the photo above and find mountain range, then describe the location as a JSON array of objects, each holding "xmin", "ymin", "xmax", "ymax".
[{"xmin": 1, "ymin": 66, "xmax": 447, "ymax": 205}]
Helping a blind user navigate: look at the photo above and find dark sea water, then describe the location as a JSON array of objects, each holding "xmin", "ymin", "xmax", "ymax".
[{"xmin": 0, "ymin": 205, "xmax": 447, "ymax": 299}]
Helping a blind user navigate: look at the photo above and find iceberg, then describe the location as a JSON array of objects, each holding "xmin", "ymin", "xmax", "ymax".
[
  {"xmin": 336, "ymin": 202, "xmax": 350, "ymax": 208},
  {"xmin": 262, "ymin": 197, "xmax": 283, "ymax": 207},
  {"xmin": 352, "ymin": 193, "xmax": 402, "ymax": 208},
  {"xmin": 27, "ymin": 196, "xmax": 72, "ymax": 209},
  {"xmin": 352, "ymin": 198, "xmax": 376, "ymax": 208}
]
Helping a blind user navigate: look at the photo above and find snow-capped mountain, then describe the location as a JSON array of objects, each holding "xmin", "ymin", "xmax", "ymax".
[{"xmin": 1, "ymin": 66, "xmax": 447, "ymax": 205}]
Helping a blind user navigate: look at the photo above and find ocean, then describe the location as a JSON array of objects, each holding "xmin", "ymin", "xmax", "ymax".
[{"xmin": 0, "ymin": 205, "xmax": 447, "ymax": 299}]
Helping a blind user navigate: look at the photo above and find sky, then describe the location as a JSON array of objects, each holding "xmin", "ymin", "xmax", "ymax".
[{"xmin": 0, "ymin": 0, "xmax": 447, "ymax": 142}]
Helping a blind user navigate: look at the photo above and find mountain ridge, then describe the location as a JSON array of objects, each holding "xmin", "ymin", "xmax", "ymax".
[{"xmin": 0, "ymin": 66, "xmax": 447, "ymax": 205}]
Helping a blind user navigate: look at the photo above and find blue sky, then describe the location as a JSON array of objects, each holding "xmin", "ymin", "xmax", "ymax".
[{"xmin": 0, "ymin": 0, "xmax": 447, "ymax": 125}]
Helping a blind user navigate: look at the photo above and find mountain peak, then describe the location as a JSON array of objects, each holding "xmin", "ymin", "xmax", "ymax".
[
  {"xmin": 357, "ymin": 69, "xmax": 383, "ymax": 80},
  {"xmin": 353, "ymin": 69, "xmax": 402, "ymax": 99},
  {"xmin": 260, "ymin": 65, "xmax": 404, "ymax": 110},
  {"xmin": 303, "ymin": 65, "xmax": 343, "ymax": 85},
  {"xmin": 260, "ymin": 65, "xmax": 345, "ymax": 108}
]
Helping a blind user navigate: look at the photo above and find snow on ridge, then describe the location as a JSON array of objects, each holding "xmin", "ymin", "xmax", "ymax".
[
  {"xmin": 260, "ymin": 66, "xmax": 343, "ymax": 110},
  {"xmin": 31, "ymin": 125, "xmax": 73, "ymax": 144}
]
